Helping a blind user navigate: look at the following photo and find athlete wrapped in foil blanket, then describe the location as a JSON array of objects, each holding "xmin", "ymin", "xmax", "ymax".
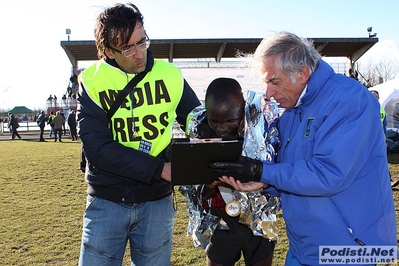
[{"xmin": 179, "ymin": 90, "xmax": 281, "ymax": 248}]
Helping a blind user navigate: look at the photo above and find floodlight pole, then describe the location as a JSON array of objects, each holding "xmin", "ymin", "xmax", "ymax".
[
  {"xmin": 367, "ymin": 27, "xmax": 377, "ymax": 38},
  {"xmin": 66, "ymin": 28, "xmax": 71, "ymax": 41}
]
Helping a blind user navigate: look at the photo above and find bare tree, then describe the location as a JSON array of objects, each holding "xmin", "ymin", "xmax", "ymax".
[
  {"xmin": 374, "ymin": 57, "xmax": 399, "ymax": 82},
  {"xmin": 357, "ymin": 55, "xmax": 399, "ymax": 88}
]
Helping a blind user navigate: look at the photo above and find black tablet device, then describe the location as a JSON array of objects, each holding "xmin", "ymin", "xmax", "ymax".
[{"xmin": 171, "ymin": 137, "xmax": 243, "ymax": 185}]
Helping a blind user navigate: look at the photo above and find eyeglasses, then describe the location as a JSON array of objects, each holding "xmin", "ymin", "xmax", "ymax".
[{"xmin": 110, "ymin": 34, "xmax": 150, "ymax": 57}]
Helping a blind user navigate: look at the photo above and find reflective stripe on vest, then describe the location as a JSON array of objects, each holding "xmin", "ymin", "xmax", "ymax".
[{"xmin": 81, "ymin": 59, "xmax": 184, "ymax": 156}]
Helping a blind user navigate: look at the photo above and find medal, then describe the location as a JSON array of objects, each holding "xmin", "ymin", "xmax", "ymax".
[{"xmin": 225, "ymin": 200, "xmax": 241, "ymax": 217}]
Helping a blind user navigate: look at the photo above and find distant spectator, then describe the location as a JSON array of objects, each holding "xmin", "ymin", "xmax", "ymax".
[
  {"xmin": 53, "ymin": 111, "xmax": 65, "ymax": 142},
  {"xmin": 9, "ymin": 114, "xmax": 21, "ymax": 140},
  {"xmin": 48, "ymin": 111, "xmax": 55, "ymax": 137},
  {"xmin": 7, "ymin": 112, "xmax": 13, "ymax": 137},
  {"xmin": 68, "ymin": 110, "xmax": 78, "ymax": 141},
  {"xmin": 61, "ymin": 111, "xmax": 66, "ymax": 135},
  {"xmin": 370, "ymin": 90, "xmax": 387, "ymax": 139},
  {"xmin": 70, "ymin": 74, "xmax": 78, "ymax": 88},
  {"xmin": 62, "ymin": 94, "xmax": 67, "ymax": 107},
  {"xmin": 372, "ymin": 89, "xmax": 399, "ymax": 189},
  {"xmin": 22, "ymin": 114, "xmax": 29, "ymax": 122},
  {"xmin": 393, "ymin": 103, "xmax": 399, "ymax": 129},
  {"xmin": 67, "ymin": 86, "xmax": 73, "ymax": 97},
  {"xmin": 349, "ymin": 68, "xmax": 358, "ymax": 80},
  {"xmin": 36, "ymin": 111, "xmax": 47, "ymax": 142}
]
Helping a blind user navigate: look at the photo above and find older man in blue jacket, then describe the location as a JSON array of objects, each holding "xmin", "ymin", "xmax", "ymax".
[{"xmin": 210, "ymin": 32, "xmax": 397, "ymax": 266}]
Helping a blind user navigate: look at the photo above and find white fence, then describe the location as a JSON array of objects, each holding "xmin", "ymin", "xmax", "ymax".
[
  {"xmin": 0, "ymin": 122, "xmax": 67, "ymax": 133},
  {"xmin": 1, "ymin": 121, "xmax": 187, "ymax": 138}
]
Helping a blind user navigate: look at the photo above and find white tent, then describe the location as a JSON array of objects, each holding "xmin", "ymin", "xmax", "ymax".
[{"xmin": 369, "ymin": 78, "xmax": 399, "ymax": 128}]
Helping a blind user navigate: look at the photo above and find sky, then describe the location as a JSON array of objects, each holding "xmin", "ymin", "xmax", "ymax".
[{"xmin": 1, "ymin": 0, "xmax": 399, "ymax": 111}]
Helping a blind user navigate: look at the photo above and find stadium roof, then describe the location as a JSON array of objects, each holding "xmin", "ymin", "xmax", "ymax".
[{"xmin": 61, "ymin": 37, "xmax": 378, "ymax": 71}]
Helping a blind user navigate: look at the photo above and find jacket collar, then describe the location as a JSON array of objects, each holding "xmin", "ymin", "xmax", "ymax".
[{"xmin": 299, "ymin": 60, "xmax": 334, "ymax": 107}]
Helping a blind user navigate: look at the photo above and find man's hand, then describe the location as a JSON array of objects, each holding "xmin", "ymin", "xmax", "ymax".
[
  {"xmin": 216, "ymin": 176, "xmax": 267, "ymax": 192},
  {"xmin": 161, "ymin": 162, "xmax": 171, "ymax": 182},
  {"xmin": 209, "ymin": 156, "xmax": 263, "ymax": 183}
]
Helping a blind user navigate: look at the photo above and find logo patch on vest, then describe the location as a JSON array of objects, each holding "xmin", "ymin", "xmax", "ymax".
[{"xmin": 139, "ymin": 140, "xmax": 152, "ymax": 154}]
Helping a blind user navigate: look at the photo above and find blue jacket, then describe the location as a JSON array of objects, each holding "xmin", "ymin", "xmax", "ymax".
[{"xmin": 262, "ymin": 60, "xmax": 397, "ymax": 265}]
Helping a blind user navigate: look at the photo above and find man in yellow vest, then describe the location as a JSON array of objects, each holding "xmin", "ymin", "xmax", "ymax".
[
  {"xmin": 76, "ymin": 3, "xmax": 200, "ymax": 265},
  {"xmin": 47, "ymin": 111, "xmax": 55, "ymax": 137}
]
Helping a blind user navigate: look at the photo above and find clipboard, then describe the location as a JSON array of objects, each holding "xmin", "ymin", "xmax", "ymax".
[{"xmin": 171, "ymin": 137, "xmax": 243, "ymax": 185}]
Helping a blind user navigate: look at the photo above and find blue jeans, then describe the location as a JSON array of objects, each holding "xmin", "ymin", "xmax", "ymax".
[
  {"xmin": 49, "ymin": 125, "xmax": 54, "ymax": 137},
  {"xmin": 78, "ymin": 194, "xmax": 175, "ymax": 266}
]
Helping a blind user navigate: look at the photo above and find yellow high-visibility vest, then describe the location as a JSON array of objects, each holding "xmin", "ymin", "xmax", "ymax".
[{"xmin": 80, "ymin": 59, "xmax": 184, "ymax": 156}]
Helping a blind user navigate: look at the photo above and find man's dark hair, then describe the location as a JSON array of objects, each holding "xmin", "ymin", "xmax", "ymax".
[
  {"xmin": 205, "ymin": 78, "xmax": 244, "ymax": 105},
  {"xmin": 94, "ymin": 3, "xmax": 144, "ymax": 59}
]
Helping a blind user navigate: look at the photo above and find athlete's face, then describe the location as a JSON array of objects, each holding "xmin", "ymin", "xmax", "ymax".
[
  {"xmin": 206, "ymin": 96, "xmax": 244, "ymax": 138},
  {"xmin": 105, "ymin": 24, "xmax": 148, "ymax": 74}
]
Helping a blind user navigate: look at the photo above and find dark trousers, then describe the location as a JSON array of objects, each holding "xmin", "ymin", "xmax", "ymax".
[
  {"xmin": 69, "ymin": 126, "xmax": 77, "ymax": 140},
  {"xmin": 11, "ymin": 129, "xmax": 21, "ymax": 139},
  {"xmin": 55, "ymin": 128, "xmax": 62, "ymax": 141},
  {"xmin": 39, "ymin": 127, "xmax": 45, "ymax": 141}
]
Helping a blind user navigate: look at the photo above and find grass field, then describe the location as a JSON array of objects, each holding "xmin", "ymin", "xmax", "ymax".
[{"xmin": 0, "ymin": 135, "xmax": 398, "ymax": 265}]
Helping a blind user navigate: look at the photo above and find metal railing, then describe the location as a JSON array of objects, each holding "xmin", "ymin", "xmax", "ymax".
[
  {"xmin": 46, "ymin": 99, "xmax": 77, "ymax": 112},
  {"xmin": 1, "ymin": 122, "xmax": 54, "ymax": 133},
  {"xmin": 1, "ymin": 121, "xmax": 187, "ymax": 138}
]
